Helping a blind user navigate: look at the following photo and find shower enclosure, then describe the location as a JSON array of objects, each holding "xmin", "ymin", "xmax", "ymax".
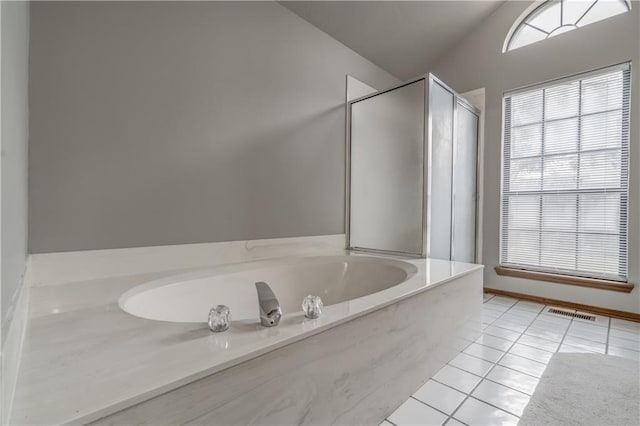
[{"xmin": 347, "ymin": 74, "xmax": 479, "ymax": 262}]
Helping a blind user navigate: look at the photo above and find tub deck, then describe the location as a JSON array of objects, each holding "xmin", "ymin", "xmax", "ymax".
[{"xmin": 11, "ymin": 251, "xmax": 483, "ymax": 424}]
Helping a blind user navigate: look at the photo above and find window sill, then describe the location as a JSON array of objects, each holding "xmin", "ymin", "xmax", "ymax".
[{"xmin": 494, "ymin": 266, "xmax": 635, "ymax": 293}]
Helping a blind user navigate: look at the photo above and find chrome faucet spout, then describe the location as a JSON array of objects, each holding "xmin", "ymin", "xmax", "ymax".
[{"xmin": 255, "ymin": 281, "xmax": 282, "ymax": 327}]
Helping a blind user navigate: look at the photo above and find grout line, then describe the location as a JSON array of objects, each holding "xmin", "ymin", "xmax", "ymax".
[
  {"xmin": 553, "ymin": 308, "xmax": 574, "ymax": 352},
  {"xmin": 515, "ymin": 340, "xmax": 559, "ymax": 353},
  {"xmin": 408, "ymin": 396, "xmax": 451, "ymax": 419},
  {"xmin": 606, "ymin": 314, "xmax": 612, "ymax": 354}
]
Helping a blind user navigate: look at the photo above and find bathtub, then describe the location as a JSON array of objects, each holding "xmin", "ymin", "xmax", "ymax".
[
  {"xmin": 101, "ymin": 255, "xmax": 483, "ymax": 425},
  {"xmin": 119, "ymin": 255, "xmax": 419, "ymax": 323},
  {"xmin": 12, "ymin": 250, "xmax": 483, "ymax": 425}
]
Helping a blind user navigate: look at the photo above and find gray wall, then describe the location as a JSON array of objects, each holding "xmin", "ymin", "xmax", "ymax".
[
  {"xmin": 29, "ymin": 1, "xmax": 398, "ymax": 253},
  {"xmin": 433, "ymin": 1, "xmax": 640, "ymax": 312},
  {"xmin": 1, "ymin": 1, "xmax": 29, "ymax": 330}
]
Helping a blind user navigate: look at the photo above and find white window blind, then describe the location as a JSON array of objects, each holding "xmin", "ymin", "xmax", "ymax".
[{"xmin": 501, "ymin": 63, "xmax": 630, "ymax": 281}]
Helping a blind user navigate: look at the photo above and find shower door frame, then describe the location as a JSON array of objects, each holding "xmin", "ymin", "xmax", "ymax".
[
  {"xmin": 346, "ymin": 75, "xmax": 428, "ymax": 257},
  {"xmin": 346, "ymin": 73, "xmax": 481, "ymax": 261}
]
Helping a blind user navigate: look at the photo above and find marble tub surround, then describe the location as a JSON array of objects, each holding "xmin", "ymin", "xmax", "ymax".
[
  {"xmin": 1, "ymin": 280, "xmax": 30, "ymax": 425},
  {"xmin": 27, "ymin": 234, "xmax": 347, "ymax": 287},
  {"xmin": 10, "ymin": 248, "xmax": 483, "ymax": 424}
]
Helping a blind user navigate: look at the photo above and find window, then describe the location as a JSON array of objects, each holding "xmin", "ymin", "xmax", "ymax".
[
  {"xmin": 501, "ymin": 64, "xmax": 630, "ymax": 282},
  {"xmin": 505, "ymin": 0, "xmax": 631, "ymax": 52}
]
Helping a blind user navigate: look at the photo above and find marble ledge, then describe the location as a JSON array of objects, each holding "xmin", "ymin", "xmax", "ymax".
[{"xmin": 11, "ymin": 240, "xmax": 483, "ymax": 425}]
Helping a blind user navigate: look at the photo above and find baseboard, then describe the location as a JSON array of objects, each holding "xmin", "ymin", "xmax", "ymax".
[
  {"xmin": 27, "ymin": 234, "xmax": 346, "ymax": 287},
  {"xmin": 1, "ymin": 275, "xmax": 30, "ymax": 424},
  {"xmin": 484, "ymin": 287, "xmax": 640, "ymax": 323}
]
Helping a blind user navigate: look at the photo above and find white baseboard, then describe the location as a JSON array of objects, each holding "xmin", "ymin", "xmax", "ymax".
[{"xmin": 27, "ymin": 234, "xmax": 346, "ymax": 287}]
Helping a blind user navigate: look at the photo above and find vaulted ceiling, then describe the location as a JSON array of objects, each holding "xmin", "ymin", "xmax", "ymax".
[{"xmin": 281, "ymin": 1, "xmax": 506, "ymax": 80}]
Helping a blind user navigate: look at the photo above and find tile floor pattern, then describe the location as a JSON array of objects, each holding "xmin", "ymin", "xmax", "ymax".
[{"xmin": 382, "ymin": 293, "xmax": 640, "ymax": 426}]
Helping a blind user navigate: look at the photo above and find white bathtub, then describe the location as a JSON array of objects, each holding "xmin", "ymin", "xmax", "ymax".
[
  {"xmin": 100, "ymin": 255, "xmax": 483, "ymax": 425},
  {"xmin": 119, "ymin": 255, "xmax": 418, "ymax": 323},
  {"xmin": 11, "ymin": 236, "xmax": 484, "ymax": 425}
]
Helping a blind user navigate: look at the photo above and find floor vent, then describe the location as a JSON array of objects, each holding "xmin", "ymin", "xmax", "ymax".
[{"xmin": 548, "ymin": 308, "xmax": 596, "ymax": 321}]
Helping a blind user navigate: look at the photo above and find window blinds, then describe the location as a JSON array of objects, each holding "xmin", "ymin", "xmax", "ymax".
[{"xmin": 501, "ymin": 63, "xmax": 630, "ymax": 281}]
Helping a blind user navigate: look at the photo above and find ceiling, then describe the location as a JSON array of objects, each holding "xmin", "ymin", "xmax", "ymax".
[{"xmin": 280, "ymin": 1, "xmax": 505, "ymax": 80}]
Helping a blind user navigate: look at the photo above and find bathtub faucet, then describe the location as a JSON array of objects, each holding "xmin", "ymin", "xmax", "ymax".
[{"xmin": 255, "ymin": 281, "xmax": 282, "ymax": 327}]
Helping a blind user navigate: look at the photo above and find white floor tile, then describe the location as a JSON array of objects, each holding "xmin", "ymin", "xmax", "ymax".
[
  {"xmin": 471, "ymin": 380, "xmax": 531, "ymax": 416},
  {"xmin": 607, "ymin": 345, "xmax": 640, "ymax": 361},
  {"xmin": 487, "ymin": 296, "xmax": 518, "ymax": 307},
  {"xmin": 523, "ymin": 325, "xmax": 565, "ymax": 343},
  {"xmin": 413, "ymin": 380, "xmax": 466, "ymax": 415},
  {"xmin": 558, "ymin": 343, "xmax": 600, "ymax": 354},
  {"xmin": 433, "ymin": 365, "xmax": 482, "ymax": 394},
  {"xmin": 508, "ymin": 343, "xmax": 553, "ymax": 363},
  {"xmin": 483, "ymin": 326, "xmax": 521, "ymax": 342},
  {"xmin": 463, "ymin": 343, "xmax": 504, "ymax": 363},
  {"xmin": 380, "ymin": 421, "xmax": 394, "ymax": 426},
  {"xmin": 498, "ymin": 353, "xmax": 547, "ymax": 377},
  {"xmin": 483, "ymin": 303, "xmax": 509, "ymax": 313},
  {"xmin": 569, "ymin": 321, "xmax": 608, "ymax": 334},
  {"xmin": 512, "ymin": 300, "xmax": 543, "ymax": 311},
  {"xmin": 453, "ymin": 397, "xmax": 519, "ymax": 426},
  {"xmin": 608, "ymin": 336, "xmax": 640, "ymax": 351},
  {"xmin": 566, "ymin": 325, "xmax": 607, "ymax": 344},
  {"xmin": 475, "ymin": 334, "xmax": 513, "ymax": 352},
  {"xmin": 563, "ymin": 335, "xmax": 606, "ymax": 353},
  {"xmin": 504, "ymin": 308, "xmax": 538, "ymax": 320},
  {"xmin": 491, "ymin": 319, "xmax": 527, "ymax": 333},
  {"xmin": 481, "ymin": 313, "xmax": 500, "ymax": 325},
  {"xmin": 500, "ymin": 313, "xmax": 535, "ymax": 324},
  {"xmin": 388, "ymin": 397, "xmax": 448, "ymax": 426},
  {"xmin": 531, "ymin": 315, "xmax": 571, "ymax": 333},
  {"xmin": 485, "ymin": 365, "xmax": 540, "ymax": 395},
  {"xmin": 444, "ymin": 418, "xmax": 465, "ymax": 426},
  {"xmin": 610, "ymin": 327, "xmax": 640, "ymax": 342},
  {"xmin": 482, "ymin": 310, "xmax": 502, "ymax": 320},
  {"xmin": 512, "ymin": 300, "xmax": 545, "ymax": 313},
  {"xmin": 518, "ymin": 333, "xmax": 561, "ymax": 351},
  {"xmin": 449, "ymin": 353, "xmax": 494, "ymax": 377},
  {"xmin": 611, "ymin": 318, "xmax": 640, "ymax": 333}
]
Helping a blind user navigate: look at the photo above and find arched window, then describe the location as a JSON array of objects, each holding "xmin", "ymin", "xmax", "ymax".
[{"xmin": 505, "ymin": 0, "xmax": 631, "ymax": 52}]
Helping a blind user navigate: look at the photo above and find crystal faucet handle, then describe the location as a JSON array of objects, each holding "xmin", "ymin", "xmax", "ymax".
[
  {"xmin": 208, "ymin": 305, "xmax": 231, "ymax": 332},
  {"xmin": 302, "ymin": 295, "xmax": 323, "ymax": 319}
]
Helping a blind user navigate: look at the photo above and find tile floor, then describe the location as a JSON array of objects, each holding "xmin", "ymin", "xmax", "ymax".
[{"xmin": 382, "ymin": 293, "xmax": 640, "ymax": 426}]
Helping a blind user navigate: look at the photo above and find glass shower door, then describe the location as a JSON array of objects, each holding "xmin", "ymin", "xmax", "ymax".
[
  {"xmin": 349, "ymin": 79, "xmax": 425, "ymax": 255},
  {"xmin": 452, "ymin": 102, "xmax": 479, "ymax": 263}
]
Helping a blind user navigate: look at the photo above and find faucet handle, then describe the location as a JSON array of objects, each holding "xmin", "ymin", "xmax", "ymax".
[
  {"xmin": 255, "ymin": 282, "xmax": 282, "ymax": 327},
  {"xmin": 208, "ymin": 305, "xmax": 231, "ymax": 332}
]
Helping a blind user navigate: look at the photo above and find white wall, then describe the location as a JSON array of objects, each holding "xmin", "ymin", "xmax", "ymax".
[
  {"xmin": 28, "ymin": 1, "xmax": 399, "ymax": 253},
  {"xmin": 1, "ymin": 0, "xmax": 29, "ymax": 337},
  {"xmin": 433, "ymin": 1, "xmax": 640, "ymax": 313}
]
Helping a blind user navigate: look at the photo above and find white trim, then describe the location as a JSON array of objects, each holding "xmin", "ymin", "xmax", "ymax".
[
  {"xmin": 505, "ymin": 62, "xmax": 631, "ymax": 96},
  {"xmin": 502, "ymin": 0, "xmax": 546, "ymax": 53},
  {"xmin": 503, "ymin": 0, "xmax": 633, "ymax": 53}
]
